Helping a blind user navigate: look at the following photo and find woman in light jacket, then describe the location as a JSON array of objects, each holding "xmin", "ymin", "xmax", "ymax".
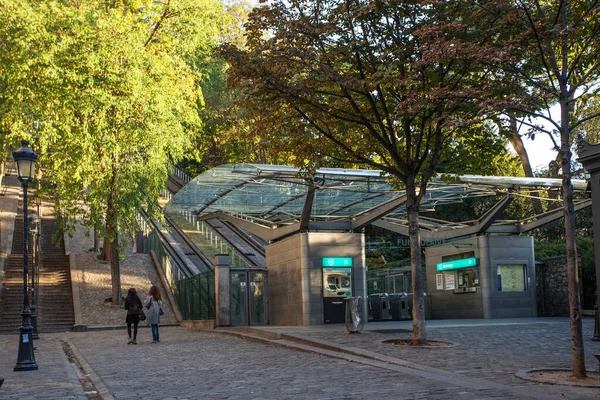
[{"xmin": 145, "ymin": 285, "xmax": 162, "ymax": 343}]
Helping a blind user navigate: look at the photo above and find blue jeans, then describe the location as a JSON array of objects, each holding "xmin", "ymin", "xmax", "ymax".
[{"xmin": 151, "ymin": 324, "xmax": 159, "ymax": 342}]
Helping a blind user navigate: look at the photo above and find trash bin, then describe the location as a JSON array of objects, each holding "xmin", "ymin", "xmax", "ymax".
[
  {"xmin": 389, "ymin": 293, "xmax": 410, "ymax": 320},
  {"xmin": 345, "ymin": 296, "xmax": 364, "ymax": 333},
  {"xmin": 369, "ymin": 293, "xmax": 391, "ymax": 321}
]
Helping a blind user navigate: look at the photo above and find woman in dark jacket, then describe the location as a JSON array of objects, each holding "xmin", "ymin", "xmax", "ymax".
[{"xmin": 124, "ymin": 288, "xmax": 143, "ymax": 344}]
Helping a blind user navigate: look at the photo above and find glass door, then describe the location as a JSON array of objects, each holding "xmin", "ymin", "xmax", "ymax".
[
  {"xmin": 249, "ymin": 272, "xmax": 266, "ymax": 325},
  {"xmin": 230, "ymin": 271, "xmax": 248, "ymax": 326},
  {"xmin": 230, "ymin": 270, "xmax": 267, "ymax": 326}
]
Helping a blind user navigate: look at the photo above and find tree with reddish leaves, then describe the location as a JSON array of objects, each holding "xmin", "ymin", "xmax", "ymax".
[{"xmin": 221, "ymin": 0, "xmax": 504, "ymax": 344}]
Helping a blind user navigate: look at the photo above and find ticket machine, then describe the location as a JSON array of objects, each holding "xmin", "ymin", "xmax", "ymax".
[{"xmin": 322, "ymin": 257, "xmax": 353, "ymax": 323}]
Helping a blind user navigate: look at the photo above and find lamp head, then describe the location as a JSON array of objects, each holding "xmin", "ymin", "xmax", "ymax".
[
  {"xmin": 28, "ymin": 213, "xmax": 41, "ymax": 226},
  {"xmin": 12, "ymin": 140, "xmax": 38, "ymax": 183}
]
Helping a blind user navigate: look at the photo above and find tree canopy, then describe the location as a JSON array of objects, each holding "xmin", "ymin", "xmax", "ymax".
[
  {"xmin": 221, "ymin": 0, "xmax": 514, "ymax": 343},
  {"xmin": 0, "ymin": 0, "xmax": 228, "ymax": 303},
  {"xmin": 472, "ymin": 0, "xmax": 600, "ymax": 377}
]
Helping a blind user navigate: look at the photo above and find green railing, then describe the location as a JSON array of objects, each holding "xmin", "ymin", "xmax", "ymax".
[
  {"xmin": 138, "ymin": 208, "xmax": 217, "ymax": 321},
  {"xmin": 175, "ymin": 272, "xmax": 215, "ymax": 320},
  {"xmin": 143, "ymin": 229, "xmax": 188, "ymax": 291}
]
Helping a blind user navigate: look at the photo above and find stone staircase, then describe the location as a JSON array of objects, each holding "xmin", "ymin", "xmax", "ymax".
[
  {"xmin": 37, "ymin": 218, "xmax": 74, "ymax": 332},
  {"xmin": 0, "ymin": 253, "xmax": 31, "ymax": 334},
  {"xmin": 0, "ymin": 211, "xmax": 75, "ymax": 334},
  {"xmin": 0, "ymin": 214, "xmax": 29, "ymax": 334}
]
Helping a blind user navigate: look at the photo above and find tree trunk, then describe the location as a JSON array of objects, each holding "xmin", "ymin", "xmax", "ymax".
[
  {"xmin": 407, "ymin": 183, "xmax": 426, "ymax": 344},
  {"xmin": 105, "ymin": 169, "xmax": 121, "ymax": 306},
  {"xmin": 93, "ymin": 226, "xmax": 99, "ymax": 253},
  {"xmin": 507, "ymin": 116, "xmax": 544, "ymax": 215},
  {"xmin": 101, "ymin": 237, "xmax": 112, "ymax": 261},
  {"xmin": 560, "ymin": 93, "xmax": 586, "ymax": 378},
  {"xmin": 111, "ymin": 232, "xmax": 121, "ymax": 306}
]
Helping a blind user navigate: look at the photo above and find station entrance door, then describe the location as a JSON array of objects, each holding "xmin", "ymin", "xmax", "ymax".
[{"xmin": 230, "ymin": 269, "xmax": 267, "ymax": 326}]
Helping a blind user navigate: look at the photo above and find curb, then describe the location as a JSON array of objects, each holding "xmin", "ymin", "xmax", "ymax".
[
  {"xmin": 209, "ymin": 327, "xmax": 556, "ymax": 399},
  {"xmin": 211, "ymin": 329, "xmax": 500, "ymax": 392},
  {"xmin": 63, "ymin": 338, "xmax": 115, "ymax": 400},
  {"xmin": 515, "ymin": 368, "xmax": 600, "ymax": 388}
]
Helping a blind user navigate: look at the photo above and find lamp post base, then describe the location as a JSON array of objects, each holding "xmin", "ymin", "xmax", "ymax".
[{"xmin": 14, "ymin": 310, "xmax": 38, "ymax": 371}]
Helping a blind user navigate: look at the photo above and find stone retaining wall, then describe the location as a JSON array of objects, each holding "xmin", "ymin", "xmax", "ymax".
[{"xmin": 536, "ymin": 256, "xmax": 582, "ymax": 317}]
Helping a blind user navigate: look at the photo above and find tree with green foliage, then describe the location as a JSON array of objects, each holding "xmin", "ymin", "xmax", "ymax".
[
  {"xmin": 221, "ymin": 0, "xmax": 510, "ymax": 344},
  {"xmin": 178, "ymin": 0, "xmax": 304, "ymax": 177},
  {"xmin": 0, "ymin": 0, "xmax": 51, "ymax": 181},
  {"xmin": 2, "ymin": 0, "xmax": 225, "ymax": 305}
]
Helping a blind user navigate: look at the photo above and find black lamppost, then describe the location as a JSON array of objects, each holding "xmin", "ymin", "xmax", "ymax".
[
  {"xmin": 29, "ymin": 213, "xmax": 40, "ymax": 340},
  {"xmin": 13, "ymin": 140, "xmax": 38, "ymax": 371}
]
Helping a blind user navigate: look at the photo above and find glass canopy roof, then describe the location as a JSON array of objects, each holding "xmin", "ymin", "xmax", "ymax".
[{"xmin": 164, "ymin": 163, "xmax": 589, "ymax": 240}]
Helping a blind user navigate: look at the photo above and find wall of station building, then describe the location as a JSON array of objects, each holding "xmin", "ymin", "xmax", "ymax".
[
  {"xmin": 265, "ymin": 232, "xmax": 367, "ymax": 326},
  {"xmin": 425, "ymin": 235, "xmax": 537, "ymax": 319}
]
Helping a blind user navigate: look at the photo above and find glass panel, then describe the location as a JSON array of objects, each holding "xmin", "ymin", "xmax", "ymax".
[
  {"xmin": 249, "ymin": 272, "xmax": 265, "ymax": 325},
  {"xmin": 163, "ymin": 163, "xmax": 586, "ymax": 236},
  {"xmin": 457, "ymin": 267, "xmax": 480, "ymax": 288},
  {"xmin": 384, "ymin": 274, "xmax": 404, "ymax": 293},
  {"xmin": 497, "ymin": 264, "xmax": 526, "ymax": 292},
  {"xmin": 367, "ymin": 277, "xmax": 384, "ymax": 295},
  {"xmin": 230, "ymin": 272, "xmax": 248, "ymax": 325},
  {"xmin": 323, "ymin": 269, "xmax": 352, "ymax": 298}
]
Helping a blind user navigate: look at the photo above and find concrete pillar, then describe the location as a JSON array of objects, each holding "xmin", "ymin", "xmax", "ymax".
[
  {"xmin": 477, "ymin": 235, "xmax": 493, "ymax": 319},
  {"xmin": 214, "ymin": 254, "xmax": 230, "ymax": 327},
  {"xmin": 577, "ymin": 140, "xmax": 600, "ymax": 339}
]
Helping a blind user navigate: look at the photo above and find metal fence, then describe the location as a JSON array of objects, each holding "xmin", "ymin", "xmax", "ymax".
[
  {"xmin": 175, "ymin": 272, "xmax": 215, "ymax": 320},
  {"xmin": 142, "ymin": 226, "xmax": 216, "ymax": 321}
]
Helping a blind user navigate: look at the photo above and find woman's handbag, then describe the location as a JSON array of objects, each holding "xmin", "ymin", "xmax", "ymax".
[
  {"xmin": 139, "ymin": 308, "xmax": 147, "ymax": 321},
  {"xmin": 159, "ymin": 306, "xmax": 165, "ymax": 316}
]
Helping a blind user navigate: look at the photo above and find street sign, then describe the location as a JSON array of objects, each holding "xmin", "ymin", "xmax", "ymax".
[
  {"xmin": 436, "ymin": 257, "xmax": 478, "ymax": 271},
  {"xmin": 321, "ymin": 257, "xmax": 353, "ymax": 267}
]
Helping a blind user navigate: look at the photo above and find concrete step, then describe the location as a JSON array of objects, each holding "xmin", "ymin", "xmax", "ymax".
[{"xmin": 1, "ymin": 216, "xmax": 74, "ymax": 334}]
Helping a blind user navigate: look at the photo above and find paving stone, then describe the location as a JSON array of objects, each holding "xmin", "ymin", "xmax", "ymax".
[
  {"xmin": 289, "ymin": 318, "xmax": 600, "ymax": 399},
  {"xmin": 0, "ymin": 335, "xmax": 87, "ymax": 399},
  {"xmin": 51, "ymin": 326, "xmax": 591, "ymax": 400}
]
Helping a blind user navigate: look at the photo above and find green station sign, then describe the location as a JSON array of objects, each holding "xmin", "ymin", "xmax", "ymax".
[
  {"xmin": 436, "ymin": 257, "xmax": 478, "ymax": 271},
  {"xmin": 322, "ymin": 257, "xmax": 353, "ymax": 268}
]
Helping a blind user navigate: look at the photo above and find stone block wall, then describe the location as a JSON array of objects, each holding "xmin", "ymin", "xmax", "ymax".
[{"xmin": 536, "ymin": 256, "xmax": 580, "ymax": 317}]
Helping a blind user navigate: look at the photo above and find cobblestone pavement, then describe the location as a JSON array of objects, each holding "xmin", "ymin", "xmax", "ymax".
[
  {"xmin": 284, "ymin": 318, "xmax": 600, "ymax": 397},
  {"xmin": 69, "ymin": 223, "xmax": 177, "ymax": 327},
  {"xmin": 0, "ymin": 335, "xmax": 87, "ymax": 399},
  {"xmin": 63, "ymin": 326, "xmax": 531, "ymax": 400},
  {"xmin": 1, "ymin": 324, "xmax": 599, "ymax": 399}
]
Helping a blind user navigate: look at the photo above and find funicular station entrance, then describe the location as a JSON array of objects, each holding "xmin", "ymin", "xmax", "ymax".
[
  {"xmin": 156, "ymin": 164, "xmax": 590, "ymax": 326},
  {"xmin": 230, "ymin": 268, "xmax": 266, "ymax": 326}
]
